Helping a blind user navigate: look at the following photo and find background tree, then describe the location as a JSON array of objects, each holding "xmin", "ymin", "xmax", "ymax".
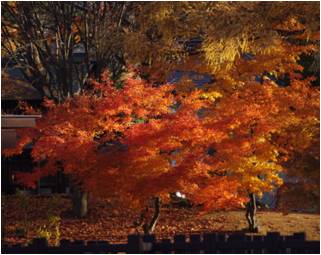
[
  {"xmin": 2, "ymin": 2, "xmax": 319, "ymax": 100},
  {"xmin": 274, "ymin": 114, "xmax": 320, "ymax": 212},
  {"xmin": 1, "ymin": 2, "xmax": 138, "ymax": 101}
]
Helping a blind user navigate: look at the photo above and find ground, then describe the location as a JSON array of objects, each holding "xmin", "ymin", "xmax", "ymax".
[{"xmin": 2, "ymin": 195, "xmax": 320, "ymax": 246}]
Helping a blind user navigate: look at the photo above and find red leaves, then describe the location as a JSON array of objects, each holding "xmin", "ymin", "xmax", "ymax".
[
  {"xmin": 3, "ymin": 74, "xmax": 176, "ymax": 202},
  {"xmin": 15, "ymin": 169, "xmax": 43, "ymax": 189},
  {"xmin": 192, "ymin": 177, "xmax": 247, "ymax": 212}
]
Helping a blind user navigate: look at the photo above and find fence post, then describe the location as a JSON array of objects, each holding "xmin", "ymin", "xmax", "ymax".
[
  {"xmin": 59, "ymin": 239, "xmax": 72, "ymax": 253},
  {"xmin": 127, "ymin": 234, "xmax": 142, "ymax": 254},
  {"xmin": 174, "ymin": 234, "xmax": 187, "ymax": 253},
  {"xmin": 289, "ymin": 232, "xmax": 306, "ymax": 253},
  {"xmin": 203, "ymin": 233, "xmax": 217, "ymax": 253},
  {"xmin": 190, "ymin": 234, "xmax": 202, "ymax": 253},
  {"xmin": 216, "ymin": 233, "xmax": 227, "ymax": 253},
  {"xmin": 251, "ymin": 235, "xmax": 264, "ymax": 253},
  {"xmin": 227, "ymin": 233, "xmax": 247, "ymax": 253},
  {"xmin": 158, "ymin": 238, "xmax": 172, "ymax": 253},
  {"xmin": 142, "ymin": 235, "xmax": 156, "ymax": 253},
  {"xmin": 30, "ymin": 238, "xmax": 48, "ymax": 253},
  {"xmin": 265, "ymin": 232, "xmax": 283, "ymax": 253},
  {"xmin": 306, "ymin": 241, "xmax": 320, "ymax": 254},
  {"xmin": 2, "ymin": 232, "xmax": 317, "ymax": 253},
  {"xmin": 86, "ymin": 241, "xmax": 98, "ymax": 254},
  {"xmin": 71, "ymin": 240, "xmax": 85, "ymax": 253},
  {"xmin": 87, "ymin": 240, "xmax": 109, "ymax": 253},
  {"xmin": 292, "ymin": 232, "xmax": 306, "ymax": 240},
  {"xmin": 4, "ymin": 243, "xmax": 24, "ymax": 254}
]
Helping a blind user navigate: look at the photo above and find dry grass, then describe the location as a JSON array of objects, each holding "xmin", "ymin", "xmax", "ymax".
[{"xmin": 204, "ymin": 210, "xmax": 320, "ymax": 241}]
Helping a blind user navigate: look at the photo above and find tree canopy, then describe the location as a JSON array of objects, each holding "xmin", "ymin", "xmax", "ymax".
[{"xmin": 2, "ymin": 1, "xmax": 319, "ymax": 231}]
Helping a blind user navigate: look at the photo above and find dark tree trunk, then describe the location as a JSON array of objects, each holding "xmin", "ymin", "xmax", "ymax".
[
  {"xmin": 245, "ymin": 193, "xmax": 258, "ymax": 232},
  {"xmin": 133, "ymin": 197, "xmax": 161, "ymax": 235},
  {"xmin": 72, "ymin": 187, "xmax": 88, "ymax": 218},
  {"xmin": 56, "ymin": 170, "xmax": 65, "ymax": 193},
  {"xmin": 143, "ymin": 197, "xmax": 161, "ymax": 235}
]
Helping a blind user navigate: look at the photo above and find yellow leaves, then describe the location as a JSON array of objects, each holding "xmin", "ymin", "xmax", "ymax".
[
  {"xmin": 152, "ymin": 4, "xmax": 174, "ymax": 21},
  {"xmin": 203, "ymin": 38, "xmax": 242, "ymax": 71},
  {"xmin": 227, "ymin": 153, "xmax": 284, "ymax": 196},
  {"xmin": 199, "ymin": 91, "xmax": 222, "ymax": 101},
  {"xmin": 257, "ymin": 137, "xmax": 266, "ymax": 144},
  {"xmin": 273, "ymin": 176, "xmax": 283, "ymax": 187},
  {"xmin": 74, "ymin": 35, "xmax": 81, "ymax": 44}
]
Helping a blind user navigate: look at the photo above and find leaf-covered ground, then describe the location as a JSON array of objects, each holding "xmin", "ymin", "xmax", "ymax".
[{"xmin": 2, "ymin": 195, "xmax": 319, "ymax": 246}]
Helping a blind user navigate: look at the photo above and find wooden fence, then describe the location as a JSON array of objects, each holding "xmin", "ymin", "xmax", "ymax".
[{"xmin": 2, "ymin": 232, "xmax": 320, "ymax": 254}]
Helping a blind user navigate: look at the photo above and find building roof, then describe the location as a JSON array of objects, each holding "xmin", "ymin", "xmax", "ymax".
[
  {"xmin": 2, "ymin": 114, "xmax": 41, "ymax": 128},
  {"xmin": 1, "ymin": 71, "xmax": 42, "ymax": 100}
]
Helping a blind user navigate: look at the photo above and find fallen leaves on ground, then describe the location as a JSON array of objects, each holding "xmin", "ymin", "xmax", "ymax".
[{"xmin": 2, "ymin": 195, "xmax": 319, "ymax": 246}]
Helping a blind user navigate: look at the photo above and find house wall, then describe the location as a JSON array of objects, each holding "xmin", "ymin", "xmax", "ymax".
[
  {"xmin": 1, "ymin": 115, "xmax": 41, "ymax": 149},
  {"xmin": 2, "ymin": 115, "xmax": 41, "ymax": 149},
  {"xmin": 1, "ymin": 115, "xmax": 69, "ymax": 195}
]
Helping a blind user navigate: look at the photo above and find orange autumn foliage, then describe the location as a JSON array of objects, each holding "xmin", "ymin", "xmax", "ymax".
[
  {"xmin": 3, "ymin": 66, "xmax": 319, "ymax": 214},
  {"xmin": 3, "ymin": 72, "xmax": 174, "ymax": 193},
  {"xmin": 112, "ymin": 73, "xmax": 319, "ymax": 212},
  {"xmin": 3, "ymin": 13, "xmax": 320, "ymax": 213}
]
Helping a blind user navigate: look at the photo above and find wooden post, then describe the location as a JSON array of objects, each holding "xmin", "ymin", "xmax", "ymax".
[
  {"xmin": 289, "ymin": 232, "xmax": 306, "ymax": 253},
  {"xmin": 127, "ymin": 234, "xmax": 142, "ymax": 253},
  {"xmin": 142, "ymin": 235, "xmax": 155, "ymax": 253},
  {"xmin": 31, "ymin": 238, "xmax": 48, "ymax": 253},
  {"xmin": 203, "ymin": 233, "xmax": 216, "ymax": 253},
  {"xmin": 71, "ymin": 240, "xmax": 85, "ymax": 253},
  {"xmin": 228, "ymin": 233, "xmax": 247, "ymax": 253},
  {"xmin": 174, "ymin": 234, "xmax": 187, "ymax": 253},
  {"xmin": 265, "ymin": 232, "xmax": 282, "ymax": 253},
  {"xmin": 251, "ymin": 235, "xmax": 264, "ymax": 253},
  {"xmin": 190, "ymin": 234, "xmax": 202, "ymax": 253},
  {"xmin": 158, "ymin": 239, "xmax": 172, "ymax": 253}
]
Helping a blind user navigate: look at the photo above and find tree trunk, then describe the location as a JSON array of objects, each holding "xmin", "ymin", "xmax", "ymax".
[
  {"xmin": 56, "ymin": 170, "xmax": 65, "ymax": 193},
  {"xmin": 143, "ymin": 197, "xmax": 161, "ymax": 235},
  {"xmin": 133, "ymin": 197, "xmax": 161, "ymax": 235},
  {"xmin": 72, "ymin": 187, "xmax": 88, "ymax": 218},
  {"xmin": 245, "ymin": 193, "xmax": 258, "ymax": 232}
]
